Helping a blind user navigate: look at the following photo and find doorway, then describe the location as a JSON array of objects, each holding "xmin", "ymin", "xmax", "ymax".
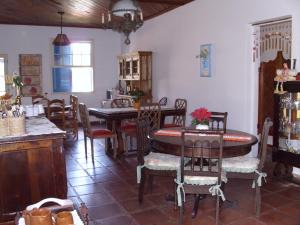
[{"xmin": 253, "ymin": 18, "xmax": 292, "ymax": 135}]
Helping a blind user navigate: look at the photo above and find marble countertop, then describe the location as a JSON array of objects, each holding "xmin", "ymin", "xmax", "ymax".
[{"xmin": 0, "ymin": 116, "xmax": 65, "ymax": 141}]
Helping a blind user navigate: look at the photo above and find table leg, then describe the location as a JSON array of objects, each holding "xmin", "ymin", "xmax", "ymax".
[
  {"xmin": 191, "ymin": 194, "xmax": 206, "ymax": 218},
  {"xmin": 114, "ymin": 120, "xmax": 125, "ymax": 156},
  {"xmin": 106, "ymin": 119, "xmax": 126, "ymax": 157},
  {"xmin": 106, "ymin": 119, "xmax": 113, "ymax": 152}
]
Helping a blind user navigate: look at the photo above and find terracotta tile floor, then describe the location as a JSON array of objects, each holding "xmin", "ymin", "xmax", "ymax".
[{"xmin": 64, "ymin": 131, "xmax": 300, "ymax": 225}]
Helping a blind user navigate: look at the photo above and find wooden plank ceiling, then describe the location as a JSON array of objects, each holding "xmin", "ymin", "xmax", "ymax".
[{"xmin": 0, "ymin": 0, "xmax": 193, "ymax": 28}]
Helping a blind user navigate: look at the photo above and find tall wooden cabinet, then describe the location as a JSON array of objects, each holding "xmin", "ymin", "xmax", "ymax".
[{"xmin": 118, "ymin": 51, "xmax": 152, "ymax": 101}]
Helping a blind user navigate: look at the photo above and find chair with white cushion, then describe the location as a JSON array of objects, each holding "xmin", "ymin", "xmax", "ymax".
[
  {"xmin": 222, "ymin": 117, "xmax": 273, "ymax": 217},
  {"xmin": 136, "ymin": 116, "xmax": 180, "ymax": 204},
  {"xmin": 177, "ymin": 129, "xmax": 226, "ymax": 225}
]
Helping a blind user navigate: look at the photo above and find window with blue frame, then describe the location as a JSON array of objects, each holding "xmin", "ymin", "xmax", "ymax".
[{"xmin": 53, "ymin": 42, "xmax": 93, "ymax": 92}]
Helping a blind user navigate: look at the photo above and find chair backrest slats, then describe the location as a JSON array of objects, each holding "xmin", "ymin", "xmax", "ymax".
[
  {"xmin": 79, "ymin": 103, "xmax": 91, "ymax": 135},
  {"xmin": 173, "ymin": 98, "xmax": 187, "ymax": 127},
  {"xmin": 258, "ymin": 117, "xmax": 273, "ymax": 170},
  {"xmin": 181, "ymin": 129, "xmax": 223, "ymax": 183},
  {"xmin": 136, "ymin": 117, "xmax": 151, "ymax": 165},
  {"xmin": 111, "ymin": 98, "xmax": 132, "ymax": 108},
  {"xmin": 70, "ymin": 95, "xmax": 78, "ymax": 119},
  {"xmin": 158, "ymin": 97, "xmax": 167, "ymax": 106},
  {"xmin": 138, "ymin": 103, "xmax": 161, "ymax": 132},
  {"xmin": 209, "ymin": 111, "xmax": 228, "ymax": 132}
]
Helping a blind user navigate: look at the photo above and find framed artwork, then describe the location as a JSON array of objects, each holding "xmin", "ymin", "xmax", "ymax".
[
  {"xmin": 200, "ymin": 44, "xmax": 212, "ymax": 77},
  {"xmin": 19, "ymin": 54, "xmax": 42, "ymax": 96}
]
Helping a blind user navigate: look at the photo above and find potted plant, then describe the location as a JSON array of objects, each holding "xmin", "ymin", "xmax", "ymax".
[
  {"xmin": 129, "ymin": 88, "xmax": 145, "ymax": 109},
  {"xmin": 191, "ymin": 107, "xmax": 211, "ymax": 130}
]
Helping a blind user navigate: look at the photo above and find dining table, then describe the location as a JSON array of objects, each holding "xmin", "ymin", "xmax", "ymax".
[
  {"xmin": 150, "ymin": 127, "xmax": 258, "ymax": 217},
  {"xmin": 151, "ymin": 127, "xmax": 258, "ymax": 158},
  {"xmin": 88, "ymin": 106, "xmax": 186, "ymax": 156}
]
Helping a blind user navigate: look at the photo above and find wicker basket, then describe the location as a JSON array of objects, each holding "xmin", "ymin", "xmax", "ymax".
[
  {"xmin": 0, "ymin": 118, "xmax": 9, "ymax": 137},
  {"xmin": 9, "ymin": 116, "xmax": 26, "ymax": 136}
]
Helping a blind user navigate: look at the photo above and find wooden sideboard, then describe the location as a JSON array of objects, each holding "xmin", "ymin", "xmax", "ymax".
[{"xmin": 0, "ymin": 117, "xmax": 67, "ymax": 223}]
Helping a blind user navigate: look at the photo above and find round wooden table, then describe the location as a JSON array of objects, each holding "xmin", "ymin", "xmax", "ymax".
[
  {"xmin": 151, "ymin": 128, "xmax": 258, "ymax": 158},
  {"xmin": 150, "ymin": 127, "xmax": 258, "ymax": 216}
]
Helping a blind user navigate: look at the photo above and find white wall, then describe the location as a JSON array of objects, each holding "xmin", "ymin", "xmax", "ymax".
[
  {"xmin": 0, "ymin": 24, "xmax": 121, "ymax": 109},
  {"xmin": 128, "ymin": 0, "xmax": 300, "ymax": 137}
]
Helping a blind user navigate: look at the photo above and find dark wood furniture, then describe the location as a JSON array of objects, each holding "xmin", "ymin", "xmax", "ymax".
[
  {"xmin": 223, "ymin": 118, "xmax": 273, "ymax": 217},
  {"xmin": 88, "ymin": 106, "xmax": 186, "ymax": 156},
  {"xmin": 158, "ymin": 97, "xmax": 167, "ymax": 106},
  {"xmin": 66, "ymin": 95, "xmax": 79, "ymax": 140},
  {"xmin": 163, "ymin": 98, "xmax": 187, "ymax": 128},
  {"xmin": 136, "ymin": 117, "xmax": 179, "ymax": 205},
  {"xmin": 151, "ymin": 128, "xmax": 258, "ymax": 158},
  {"xmin": 47, "ymin": 99, "xmax": 66, "ymax": 130},
  {"xmin": 273, "ymin": 81, "xmax": 300, "ymax": 180},
  {"xmin": 209, "ymin": 111, "xmax": 228, "ymax": 132},
  {"xmin": 79, "ymin": 103, "xmax": 117, "ymax": 160},
  {"xmin": 178, "ymin": 130, "xmax": 224, "ymax": 225},
  {"xmin": 0, "ymin": 118, "xmax": 67, "ymax": 223},
  {"xmin": 258, "ymin": 51, "xmax": 290, "ymax": 134},
  {"xmin": 110, "ymin": 98, "xmax": 132, "ymax": 108},
  {"xmin": 118, "ymin": 51, "xmax": 152, "ymax": 102}
]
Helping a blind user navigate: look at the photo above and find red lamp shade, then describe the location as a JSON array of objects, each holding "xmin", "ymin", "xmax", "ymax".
[{"xmin": 53, "ymin": 33, "xmax": 70, "ymax": 46}]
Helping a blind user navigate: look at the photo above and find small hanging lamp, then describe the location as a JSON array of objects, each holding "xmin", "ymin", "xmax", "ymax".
[{"xmin": 53, "ymin": 11, "xmax": 70, "ymax": 46}]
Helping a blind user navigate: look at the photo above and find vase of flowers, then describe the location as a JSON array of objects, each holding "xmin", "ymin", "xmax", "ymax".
[
  {"xmin": 129, "ymin": 88, "xmax": 145, "ymax": 109},
  {"xmin": 191, "ymin": 107, "xmax": 211, "ymax": 130}
]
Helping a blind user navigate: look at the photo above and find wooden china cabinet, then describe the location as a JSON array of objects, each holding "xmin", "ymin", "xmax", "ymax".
[{"xmin": 117, "ymin": 51, "xmax": 152, "ymax": 101}]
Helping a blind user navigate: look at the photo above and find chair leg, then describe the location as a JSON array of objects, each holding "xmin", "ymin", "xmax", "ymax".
[
  {"xmin": 179, "ymin": 189, "xmax": 184, "ymax": 225},
  {"xmin": 129, "ymin": 136, "xmax": 133, "ymax": 151},
  {"xmin": 84, "ymin": 135, "xmax": 87, "ymax": 159},
  {"xmin": 105, "ymin": 138, "xmax": 108, "ymax": 154},
  {"xmin": 139, "ymin": 169, "xmax": 146, "ymax": 203},
  {"xmin": 122, "ymin": 133, "xmax": 128, "ymax": 154},
  {"xmin": 113, "ymin": 136, "xmax": 117, "ymax": 159},
  {"xmin": 174, "ymin": 181, "xmax": 178, "ymax": 209},
  {"xmin": 148, "ymin": 175, "xmax": 154, "ymax": 193},
  {"xmin": 191, "ymin": 194, "xmax": 201, "ymax": 218},
  {"xmin": 216, "ymin": 195, "xmax": 220, "ymax": 225},
  {"xmin": 255, "ymin": 185, "xmax": 261, "ymax": 217},
  {"xmin": 90, "ymin": 138, "xmax": 95, "ymax": 164}
]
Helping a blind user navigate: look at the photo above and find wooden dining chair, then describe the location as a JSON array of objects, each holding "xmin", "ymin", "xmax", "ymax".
[
  {"xmin": 111, "ymin": 98, "xmax": 132, "ymax": 108},
  {"xmin": 209, "ymin": 112, "xmax": 228, "ymax": 132},
  {"xmin": 32, "ymin": 94, "xmax": 48, "ymax": 106},
  {"xmin": 163, "ymin": 98, "xmax": 187, "ymax": 128},
  {"xmin": 222, "ymin": 117, "xmax": 273, "ymax": 217},
  {"xmin": 136, "ymin": 116, "xmax": 180, "ymax": 204},
  {"xmin": 110, "ymin": 98, "xmax": 136, "ymax": 153},
  {"xmin": 177, "ymin": 129, "xmax": 226, "ymax": 225},
  {"xmin": 138, "ymin": 103, "xmax": 161, "ymax": 132},
  {"xmin": 158, "ymin": 97, "xmax": 168, "ymax": 106},
  {"xmin": 65, "ymin": 95, "xmax": 79, "ymax": 140},
  {"xmin": 79, "ymin": 103, "xmax": 118, "ymax": 161},
  {"xmin": 122, "ymin": 102, "xmax": 162, "ymax": 154},
  {"xmin": 47, "ymin": 99, "xmax": 66, "ymax": 130}
]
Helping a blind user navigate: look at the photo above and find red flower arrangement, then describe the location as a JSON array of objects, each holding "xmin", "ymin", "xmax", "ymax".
[{"xmin": 191, "ymin": 107, "xmax": 211, "ymax": 125}]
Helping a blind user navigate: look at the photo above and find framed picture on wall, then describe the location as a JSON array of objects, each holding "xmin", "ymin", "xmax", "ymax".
[
  {"xmin": 200, "ymin": 44, "xmax": 212, "ymax": 77},
  {"xmin": 19, "ymin": 54, "xmax": 42, "ymax": 96}
]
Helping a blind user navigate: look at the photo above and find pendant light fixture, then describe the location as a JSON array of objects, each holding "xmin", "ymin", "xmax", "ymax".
[
  {"xmin": 101, "ymin": 0, "xmax": 143, "ymax": 45},
  {"xmin": 53, "ymin": 11, "xmax": 70, "ymax": 46}
]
